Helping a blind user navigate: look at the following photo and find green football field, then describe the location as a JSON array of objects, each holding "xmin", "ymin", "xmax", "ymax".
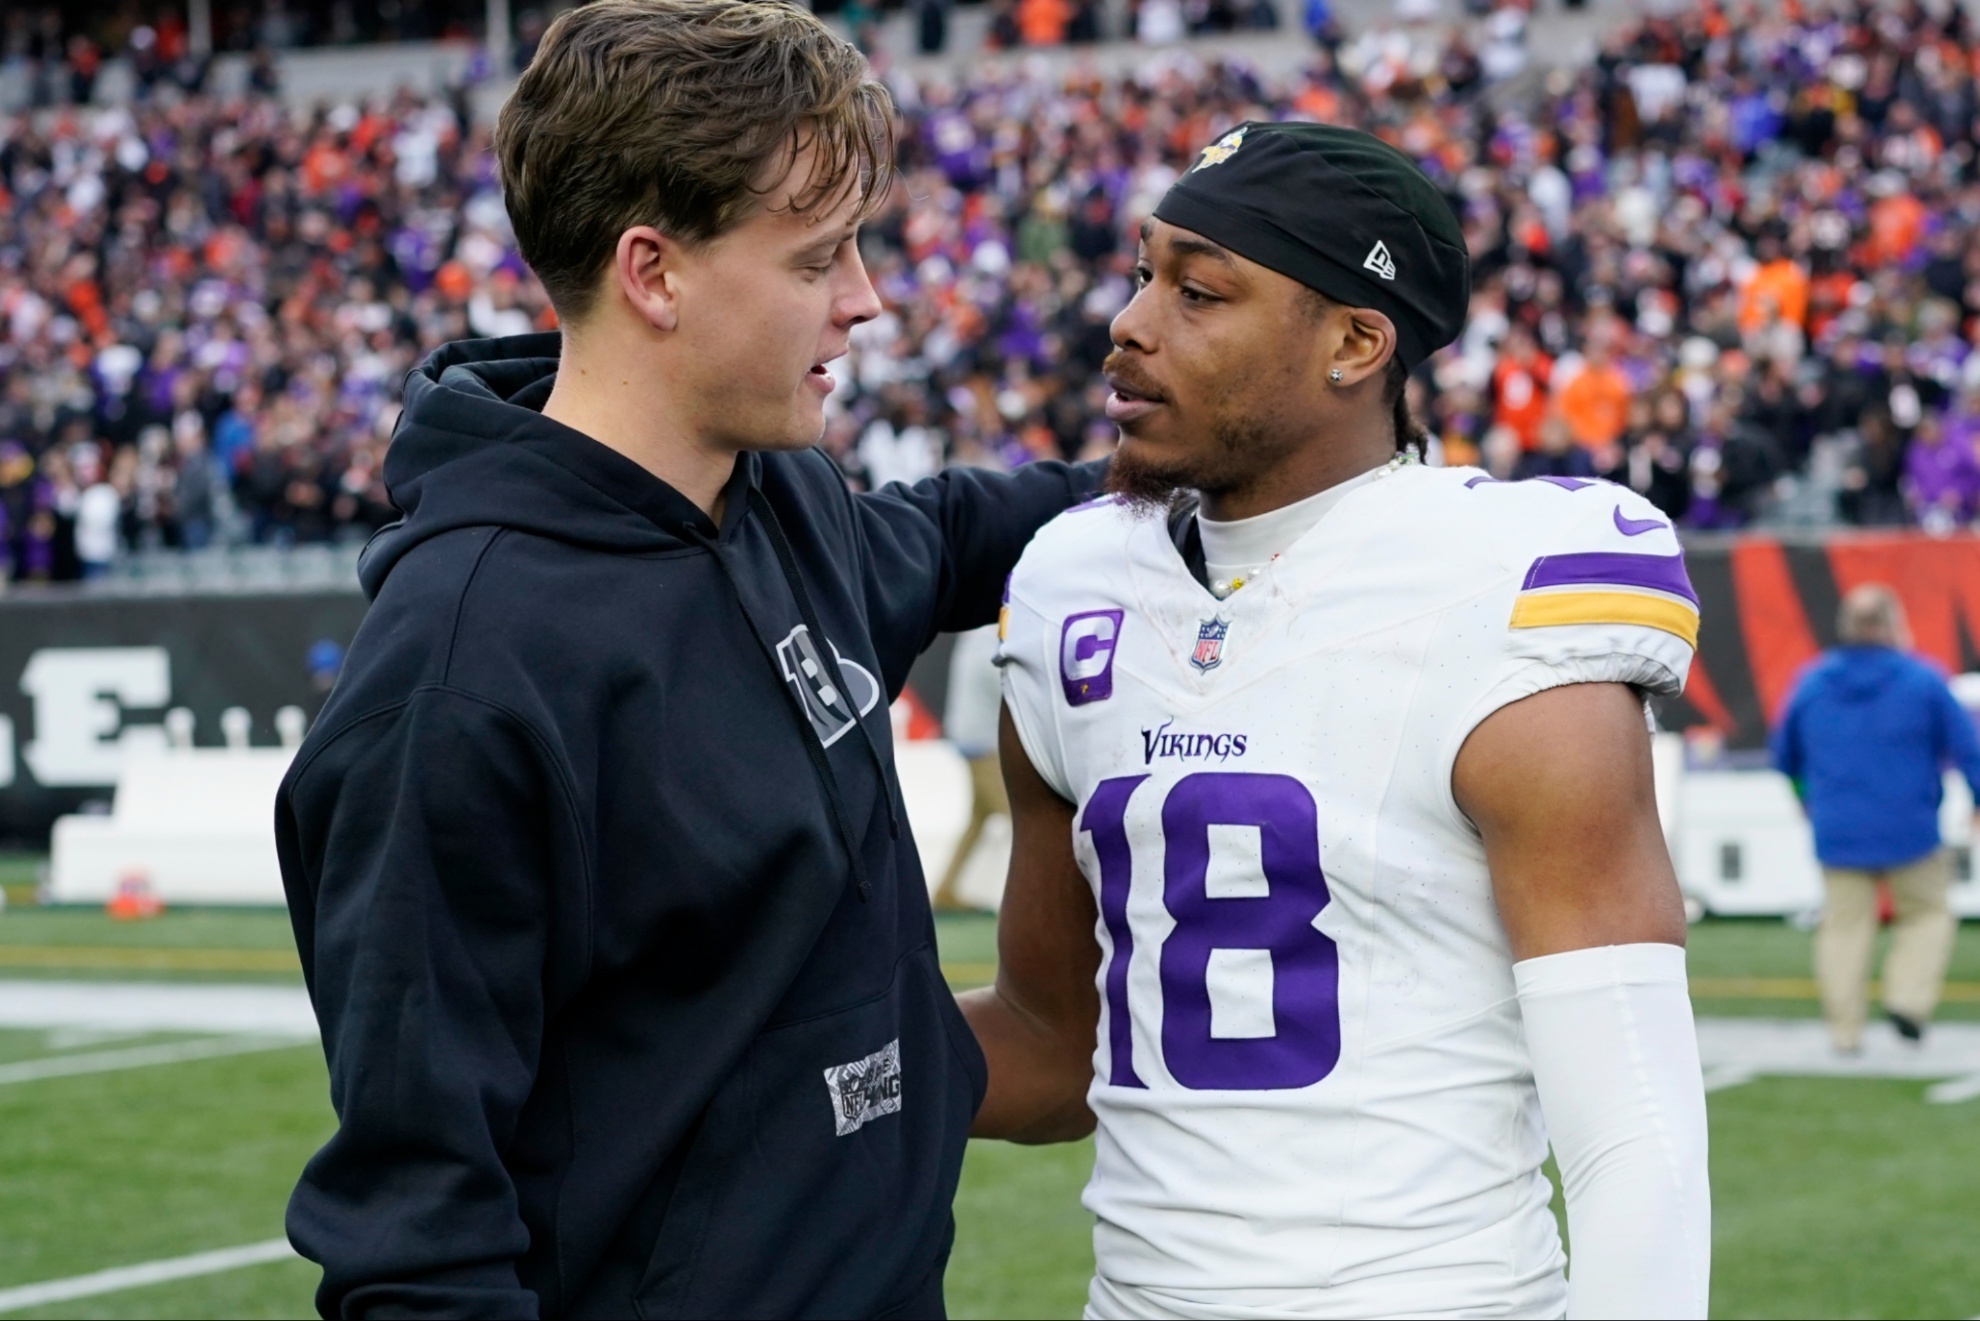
[{"xmin": 1, "ymin": 854, "xmax": 1977, "ymax": 1319}]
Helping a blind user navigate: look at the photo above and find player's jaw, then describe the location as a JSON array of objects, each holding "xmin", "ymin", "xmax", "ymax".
[
  {"xmin": 688, "ymin": 317, "xmax": 850, "ymax": 452},
  {"xmin": 1102, "ymin": 348, "xmax": 1289, "ymax": 512},
  {"xmin": 739, "ymin": 271, "xmax": 869, "ymax": 450}
]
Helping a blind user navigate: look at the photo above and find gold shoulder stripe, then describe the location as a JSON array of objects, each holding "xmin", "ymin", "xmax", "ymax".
[{"xmin": 1509, "ymin": 590, "xmax": 1700, "ymax": 648}]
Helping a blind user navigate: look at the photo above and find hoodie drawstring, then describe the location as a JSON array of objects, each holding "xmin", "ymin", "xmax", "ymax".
[
  {"xmin": 687, "ymin": 488, "xmax": 897, "ymax": 906},
  {"xmin": 748, "ymin": 486, "xmax": 905, "ymax": 847},
  {"xmin": 692, "ymin": 524, "xmax": 874, "ymax": 903}
]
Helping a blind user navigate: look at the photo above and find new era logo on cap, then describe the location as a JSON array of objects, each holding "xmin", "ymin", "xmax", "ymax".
[{"xmin": 1363, "ymin": 240, "xmax": 1397, "ymax": 281}]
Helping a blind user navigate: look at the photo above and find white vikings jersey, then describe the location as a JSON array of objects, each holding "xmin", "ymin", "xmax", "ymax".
[{"xmin": 998, "ymin": 464, "xmax": 1697, "ymax": 1319}]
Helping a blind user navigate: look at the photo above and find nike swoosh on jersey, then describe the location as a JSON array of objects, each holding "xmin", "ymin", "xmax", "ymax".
[{"xmin": 1613, "ymin": 506, "xmax": 1667, "ymax": 536}]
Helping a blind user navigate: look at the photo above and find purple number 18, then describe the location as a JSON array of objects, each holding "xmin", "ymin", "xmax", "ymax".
[{"xmin": 1078, "ymin": 772, "xmax": 1340, "ymax": 1091}]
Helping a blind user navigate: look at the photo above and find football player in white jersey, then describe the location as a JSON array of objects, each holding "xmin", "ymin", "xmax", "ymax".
[{"xmin": 958, "ymin": 122, "xmax": 1710, "ymax": 1320}]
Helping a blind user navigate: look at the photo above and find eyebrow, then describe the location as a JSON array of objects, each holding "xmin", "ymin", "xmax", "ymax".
[
  {"xmin": 796, "ymin": 226, "xmax": 859, "ymax": 259},
  {"xmin": 1165, "ymin": 235, "xmax": 1237, "ymax": 268}
]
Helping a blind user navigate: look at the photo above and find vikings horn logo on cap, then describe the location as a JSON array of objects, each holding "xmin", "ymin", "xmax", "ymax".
[{"xmin": 1192, "ymin": 127, "xmax": 1247, "ymax": 172}]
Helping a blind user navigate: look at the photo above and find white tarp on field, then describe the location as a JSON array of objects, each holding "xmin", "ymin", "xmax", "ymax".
[
  {"xmin": 0, "ymin": 980, "xmax": 316, "ymax": 1037},
  {"xmin": 1697, "ymin": 1018, "xmax": 1980, "ymax": 1103}
]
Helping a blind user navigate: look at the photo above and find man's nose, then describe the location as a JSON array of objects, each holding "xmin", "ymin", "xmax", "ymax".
[
  {"xmin": 839, "ymin": 249, "xmax": 883, "ymax": 328},
  {"xmin": 1110, "ymin": 286, "xmax": 1154, "ymax": 354}
]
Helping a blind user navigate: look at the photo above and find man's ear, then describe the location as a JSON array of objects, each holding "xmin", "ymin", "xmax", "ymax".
[
  {"xmin": 614, "ymin": 226, "xmax": 682, "ymax": 334},
  {"xmin": 1329, "ymin": 308, "xmax": 1398, "ymax": 388}
]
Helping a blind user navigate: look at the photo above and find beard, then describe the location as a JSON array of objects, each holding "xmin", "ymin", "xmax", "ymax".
[
  {"xmin": 1103, "ymin": 410, "xmax": 1299, "ymax": 517},
  {"xmin": 1098, "ymin": 346, "xmax": 1310, "ymax": 516}
]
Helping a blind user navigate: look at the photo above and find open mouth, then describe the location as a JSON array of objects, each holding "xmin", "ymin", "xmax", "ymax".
[
  {"xmin": 1104, "ymin": 369, "xmax": 1167, "ymax": 421},
  {"xmin": 805, "ymin": 352, "xmax": 843, "ymax": 392}
]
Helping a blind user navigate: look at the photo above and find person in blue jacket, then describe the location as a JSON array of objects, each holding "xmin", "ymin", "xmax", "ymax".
[
  {"xmin": 275, "ymin": 4, "xmax": 1101, "ymax": 1317},
  {"xmin": 1772, "ymin": 584, "xmax": 1980, "ymax": 1052}
]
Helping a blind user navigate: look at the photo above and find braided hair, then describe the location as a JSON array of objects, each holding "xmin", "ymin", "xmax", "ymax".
[{"xmin": 1387, "ymin": 357, "xmax": 1425, "ymax": 459}]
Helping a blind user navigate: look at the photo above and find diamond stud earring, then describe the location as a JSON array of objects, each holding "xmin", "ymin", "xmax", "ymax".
[{"xmin": 1329, "ymin": 369, "xmax": 1344, "ymax": 384}]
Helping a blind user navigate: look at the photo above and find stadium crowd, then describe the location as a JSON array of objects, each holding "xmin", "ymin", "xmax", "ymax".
[{"xmin": 5, "ymin": 0, "xmax": 1980, "ymax": 581}]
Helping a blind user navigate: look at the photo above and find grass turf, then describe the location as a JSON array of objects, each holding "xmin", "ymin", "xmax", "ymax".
[
  {"xmin": 0, "ymin": 905, "xmax": 302, "ymax": 983},
  {"xmin": 12, "ymin": 1258, "xmax": 325, "ymax": 1321},
  {"xmin": 0, "ymin": 902, "xmax": 1976, "ymax": 1317},
  {"xmin": 0, "ymin": 908, "xmax": 298, "ymax": 950},
  {"xmin": 0, "ymin": 1042, "xmax": 330, "ymax": 1319},
  {"xmin": 1706, "ymin": 1076, "xmax": 1980, "ymax": 1320},
  {"xmin": 1687, "ymin": 914, "xmax": 1980, "ymax": 1021},
  {"xmin": 0, "ymin": 851, "xmax": 43, "ymax": 909}
]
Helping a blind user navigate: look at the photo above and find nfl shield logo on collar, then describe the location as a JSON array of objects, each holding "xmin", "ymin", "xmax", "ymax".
[{"xmin": 1190, "ymin": 617, "xmax": 1229, "ymax": 673}]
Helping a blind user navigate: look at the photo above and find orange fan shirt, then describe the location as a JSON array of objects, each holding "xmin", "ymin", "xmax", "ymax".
[
  {"xmin": 1492, "ymin": 352, "xmax": 1553, "ymax": 448},
  {"xmin": 1556, "ymin": 361, "xmax": 1631, "ymax": 450},
  {"xmin": 1739, "ymin": 258, "xmax": 1809, "ymax": 333},
  {"xmin": 1018, "ymin": 0, "xmax": 1071, "ymax": 45}
]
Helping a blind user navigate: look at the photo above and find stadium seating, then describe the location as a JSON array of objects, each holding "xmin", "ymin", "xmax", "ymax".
[{"xmin": 11, "ymin": 0, "xmax": 1980, "ymax": 592}]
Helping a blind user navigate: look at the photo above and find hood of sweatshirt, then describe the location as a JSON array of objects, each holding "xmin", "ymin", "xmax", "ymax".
[
  {"xmin": 1812, "ymin": 644, "xmax": 1911, "ymax": 702},
  {"xmin": 359, "ymin": 333, "xmax": 732, "ymax": 599}
]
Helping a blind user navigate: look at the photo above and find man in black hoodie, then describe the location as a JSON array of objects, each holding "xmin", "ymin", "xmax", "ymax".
[{"xmin": 275, "ymin": 3, "xmax": 1100, "ymax": 1316}]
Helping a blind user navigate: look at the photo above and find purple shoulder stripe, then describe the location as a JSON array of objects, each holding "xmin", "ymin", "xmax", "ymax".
[
  {"xmin": 1463, "ymin": 474, "xmax": 1602, "ymax": 491},
  {"xmin": 1064, "ymin": 494, "xmax": 1120, "ymax": 515},
  {"xmin": 1521, "ymin": 550, "xmax": 1699, "ymax": 606}
]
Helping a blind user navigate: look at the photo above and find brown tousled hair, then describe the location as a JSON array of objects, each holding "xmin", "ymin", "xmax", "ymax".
[{"xmin": 494, "ymin": 0, "xmax": 896, "ymax": 321}]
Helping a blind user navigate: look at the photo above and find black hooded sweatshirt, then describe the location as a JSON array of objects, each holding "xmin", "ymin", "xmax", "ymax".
[{"xmin": 276, "ymin": 334, "xmax": 1101, "ymax": 1320}]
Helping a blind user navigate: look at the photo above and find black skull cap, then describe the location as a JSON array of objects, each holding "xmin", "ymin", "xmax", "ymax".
[{"xmin": 1152, "ymin": 121, "xmax": 1471, "ymax": 372}]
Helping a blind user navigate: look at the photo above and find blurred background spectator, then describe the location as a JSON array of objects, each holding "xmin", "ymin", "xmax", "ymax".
[
  {"xmin": 8, "ymin": 0, "xmax": 1980, "ymax": 584},
  {"xmin": 1771, "ymin": 585, "xmax": 1980, "ymax": 1052}
]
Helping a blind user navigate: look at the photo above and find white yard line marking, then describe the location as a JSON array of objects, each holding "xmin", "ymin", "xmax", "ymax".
[
  {"xmin": 1701, "ymin": 1064, "xmax": 1756, "ymax": 1093},
  {"xmin": 0, "ymin": 1239, "xmax": 298, "ymax": 1315},
  {"xmin": 0, "ymin": 1036, "xmax": 309, "ymax": 1088},
  {"xmin": 1924, "ymin": 1073, "xmax": 1980, "ymax": 1105},
  {"xmin": 1697, "ymin": 1019, "xmax": 1980, "ymax": 1103},
  {"xmin": 42, "ymin": 1028, "xmax": 154, "ymax": 1050}
]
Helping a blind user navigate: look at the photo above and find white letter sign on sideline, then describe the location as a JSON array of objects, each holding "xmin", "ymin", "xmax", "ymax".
[{"xmin": 20, "ymin": 648, "xmax": 171, "ymax": 787}]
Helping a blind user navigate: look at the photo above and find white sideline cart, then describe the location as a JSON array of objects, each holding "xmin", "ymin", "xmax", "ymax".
[
  {"xmin": 1658, "ymin": 733, "xmax": 1980, "ymax": 919},
  {"xmin": 48, "ymin": 744, "xmax": 297, "ymax": 905}
]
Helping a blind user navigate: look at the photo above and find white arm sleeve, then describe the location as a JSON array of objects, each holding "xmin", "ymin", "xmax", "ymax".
[{"xmin": 1515, "ymin": 943, "xmax": 1711, "ymax": 1320}]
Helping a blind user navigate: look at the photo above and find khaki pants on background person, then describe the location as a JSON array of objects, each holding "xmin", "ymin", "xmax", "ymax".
[
  {"xmin": 1815, "ymin": 849, "xmax": 1958, "ymax": 1050},
  {"xmin": 932, "ymin": 752, "xmax": 1009, "ymax": 910}
]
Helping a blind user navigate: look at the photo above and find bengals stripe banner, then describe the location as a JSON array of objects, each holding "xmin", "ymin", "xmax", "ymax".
[{"xmin": 1664, "ymin": 532, "xmax": 1980, "ymax": 748}]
